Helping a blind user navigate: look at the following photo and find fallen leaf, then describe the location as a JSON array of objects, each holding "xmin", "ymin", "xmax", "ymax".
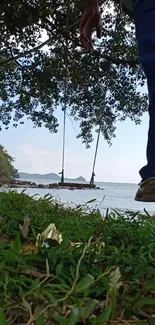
[
  {"xmin": 19, "ymin": 215, "xmax": 31, "ymax": 238},
  {"xmin": 0, "ymin": 232, "xmax": 9, "ymax": 244},
  {"xmin": 20, "ymin": 243, "xmax": 39, "ymax": 255}
]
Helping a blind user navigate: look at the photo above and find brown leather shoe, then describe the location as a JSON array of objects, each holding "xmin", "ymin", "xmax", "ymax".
[{"xmin": 135, "ymin": 177, "xmax": 155, "ymax": 202}]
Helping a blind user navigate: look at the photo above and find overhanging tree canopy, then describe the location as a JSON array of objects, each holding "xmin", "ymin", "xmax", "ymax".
[{"xmin": 0, "ymin": 0, "xmax": 148, "ymax": 146}]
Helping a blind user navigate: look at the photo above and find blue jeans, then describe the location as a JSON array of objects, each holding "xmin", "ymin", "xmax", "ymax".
[{"xmin": 134, "ymin": 0, "xmax": 155, "ymax": 180}]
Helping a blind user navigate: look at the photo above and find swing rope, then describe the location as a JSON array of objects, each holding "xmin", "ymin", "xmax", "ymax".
[
  {"xmin": 90, "ymin": 6, "xmax": 122, "ymax": 185},
  {"xmin": 60, "ymin": 6, "xmax": 69, "ymax": 184},
  {"xmin": 60, "ymin": 3, "xmax": 125, "ymax": 186}
]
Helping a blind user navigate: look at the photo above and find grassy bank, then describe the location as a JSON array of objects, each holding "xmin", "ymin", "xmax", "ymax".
[{"xmin": 0, "ymin": 191, "xmax": 155, "ymax": 324}]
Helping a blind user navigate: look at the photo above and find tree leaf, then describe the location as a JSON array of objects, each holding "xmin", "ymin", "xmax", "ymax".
[
  {"xmin": 52, "ymin": 312, "xmax": 67, "ymax": 325},
  {"xmin": 36, "ymin": 314, "xmax": 44, "ymax": 325},
  {"xmin": 81, "ymin": 299, "xmax": 98, "ymax": 319},
  {"xmin": 75, "ymin": 274, "xmax": 94, "ymax": 293},
  {"xmin": 68, "ymin": 307, "xmax": 79, "ymax": 325},
  {"xmin": 0, "ymin": 307, "xmax": 7, "ymax": 325},
  {"xmin": 95, "ymin": 303, "xmax": 112, "ymax": 324},
  {"xmin": 137, "ymin": 298, "xmax": 155, "ymax": 306}
]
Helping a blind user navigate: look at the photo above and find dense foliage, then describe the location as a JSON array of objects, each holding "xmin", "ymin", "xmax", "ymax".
[
  {"xmin": 0, "ymin": 144, "xmax": 19, "ymax": 183},
  {"xmin": 0, "ymin": 0, "xmax": 147, "ymax": 146}
]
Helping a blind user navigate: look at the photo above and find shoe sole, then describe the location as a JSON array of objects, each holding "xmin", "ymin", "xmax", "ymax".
[
  {"xmin": 135, "ymin": 193, "xmax": 155, "ymax": 202},
  {"xmin": 135, "ymin": 196, "xmax": 142, "ymax": 202}
]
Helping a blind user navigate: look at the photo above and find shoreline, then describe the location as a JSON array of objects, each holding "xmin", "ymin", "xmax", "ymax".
[{"xmin": 1, "ymin": 179, "xmax": 103, "ymax": 190}]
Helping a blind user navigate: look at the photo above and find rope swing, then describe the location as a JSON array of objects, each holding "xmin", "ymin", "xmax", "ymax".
[
  {"xmin": 90, "ymin": 7, "xmax": 122, "ymax": 185},
  {"xmin": 60, "ymin": 5, "xmax": 69, "ymax": 184},
  {"xmin": 60, "ymin": 4, "xmax": 125, "ymax": 186}
]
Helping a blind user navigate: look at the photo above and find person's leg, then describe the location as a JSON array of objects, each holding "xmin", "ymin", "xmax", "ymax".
[{"xmin": 134, "ymin": 0, "xmax": 155, "ymax": 201}]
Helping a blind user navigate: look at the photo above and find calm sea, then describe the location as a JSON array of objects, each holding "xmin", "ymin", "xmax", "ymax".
[{"xmin": 11, "ymin": 178, "xmax": 155, "ymax": 214}]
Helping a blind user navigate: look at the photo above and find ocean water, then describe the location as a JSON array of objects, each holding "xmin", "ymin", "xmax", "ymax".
[{"xmin": 10, "ymin": 178, "xmax": 155, "ymax": 214}]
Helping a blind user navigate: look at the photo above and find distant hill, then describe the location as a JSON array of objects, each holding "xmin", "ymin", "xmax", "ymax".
[
  {"xmin": 73, "ymin": 176, "xmax": 85, "ymax": 182},
  {"xmin": 19, "ymin": 172, "xmax": 60, "ymax": 180},
  {"xmin": 19, "ymin": 172, "xmax": 86, "ymax": 182}
]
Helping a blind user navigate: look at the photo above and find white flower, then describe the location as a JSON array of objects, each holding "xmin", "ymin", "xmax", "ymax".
[{"xmin": 109, "ymin": 267, "xmax": 122, "ymax": 290}]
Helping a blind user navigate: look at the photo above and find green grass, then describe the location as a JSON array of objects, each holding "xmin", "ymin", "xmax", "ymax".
[{"xmin": 0, "ymin": 191, "xmax": 155, "ymax": 324}]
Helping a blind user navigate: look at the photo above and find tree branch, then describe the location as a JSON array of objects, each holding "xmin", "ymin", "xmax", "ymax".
[
  {"xmin": 0, "ymin": 19, "xmax": 80, "ymax": 67},
  {"xmin": 0, "ymin": 42, "xmax": 139, "ymax": 68},
  {"xmin": 0, "ymin": 16, "xmax": 139, "ymax": 68},
  {"xmin": 0, "ymin": 37, "xmax": 53, "ymax": 66}
]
